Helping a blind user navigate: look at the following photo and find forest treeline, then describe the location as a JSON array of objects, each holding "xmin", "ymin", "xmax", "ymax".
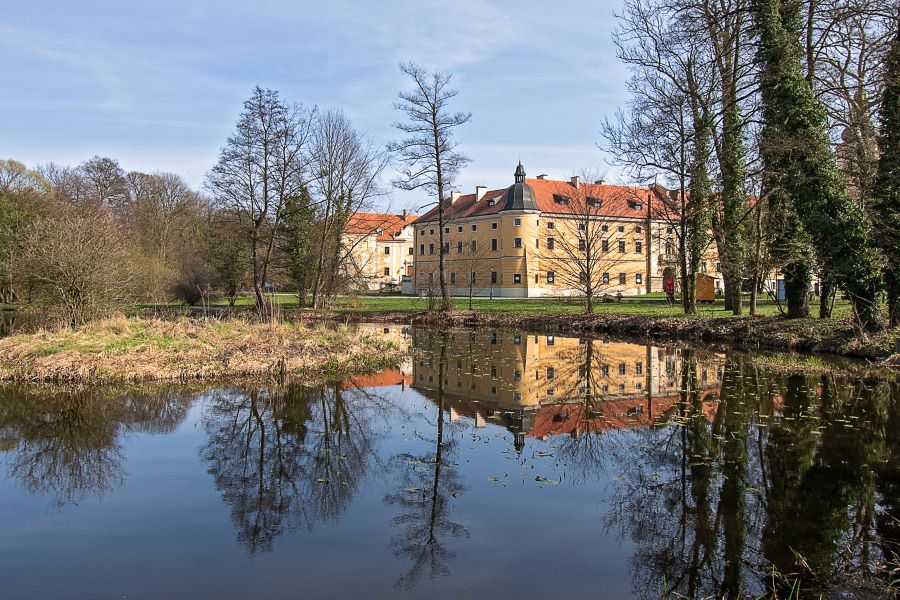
[
  {"xmin": 0, "ymin": 89, "xmax": 390, "ymax": 326},
  {"xmin": 601, "ymin": 0, "xmax": 900, "ymax": 327}
]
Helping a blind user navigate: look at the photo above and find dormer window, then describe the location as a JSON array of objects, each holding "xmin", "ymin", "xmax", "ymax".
[
  {"xmin": 627, "ymin": 200, "xmax": 644, "ymax": 210},
  {"xmin": 487, "ymin": 199, "xmax": 496, "ymax": 206},
  {"xmin": 588, "ymin": 197, "xmax": 603, "ymax": 208},
  {"xmin": 553, "ymin": 194, "xmax": 570, "ymax": 205}
]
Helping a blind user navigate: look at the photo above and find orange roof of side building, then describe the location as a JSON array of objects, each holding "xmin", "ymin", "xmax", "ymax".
[
  {"xmin": 344, "ymin": 212, "xmax": 418, "ymax": 241},
  {"xmin": 413, "ymin": 178, "xmax": 650, "ymax": 223}
]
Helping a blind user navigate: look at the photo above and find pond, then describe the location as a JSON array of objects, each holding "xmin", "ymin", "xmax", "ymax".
[{"xmin": 0, "ymin": 324, "xmax": 898, "ymax": 599}]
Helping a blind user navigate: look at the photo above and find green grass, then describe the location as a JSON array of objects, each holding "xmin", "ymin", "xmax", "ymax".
[{"xmin": 150, "ymin": 291, "xmax": 861, "ymax": 320}]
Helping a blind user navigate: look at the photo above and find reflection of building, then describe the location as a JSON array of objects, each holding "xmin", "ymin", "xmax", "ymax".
[
  {"xmin": 342, "ymin": 212, "xmax": 418, "ymax": 290},
  {"xmin": 411, "ymin": 327, "xmax": 722, "ymax": 448},
  {"xmin": 353, "ymin": 323, "xmax": 413, "ymax": 377}
]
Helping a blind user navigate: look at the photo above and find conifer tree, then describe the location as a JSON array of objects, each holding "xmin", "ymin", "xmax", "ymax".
[
  {"xmin": 754, "ymin": 0, "xmax": 883, "ymax": 327},
  {"xmin": 874, "ymin": 23, "xmax": 900, "ymax": 328}
]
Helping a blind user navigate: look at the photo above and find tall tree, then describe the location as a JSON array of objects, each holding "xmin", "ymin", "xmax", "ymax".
[
  {"xmin": 206, "ymin": 87, "xmax": 312, "ymax": 320},
  {"xmin": 279, "ymin": 187, "xmax": 316, "ymax": 306},
  {"xmin": 389, "ymin": 62, "xmax": 471, "ymax": 312},
  {"xmin": 874, "ymin": 22, "xmax": 900, "ymax": 327},
  {"xmin": 307, "ymin": 110, "xmax": 388, "ymax": 308},
  {"xmin": 754, "ymin": 0, "xmax": 883, "ymax": 326}
]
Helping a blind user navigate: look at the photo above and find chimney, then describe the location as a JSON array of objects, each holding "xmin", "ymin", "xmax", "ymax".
[
  {"xmin": 594, "ymin": 179, "xmax": 605, "ymax": 185},
  {"xmin": 450, "ymin": 190, "xmax": 461, "ymax": 204},
  {"xmin": 401, "ymin": 208, "xmax": 408, "ymax": 219},
  {"xmin": 537, "ymin": 174, "xmax": 548, "ymax": 180},
  {"xmin": 475, "ymin": 185, "xmax": 487, "ymax": 201},
  {"xmin": 570, "ymin": 176, "xmax": 581, "ymax": 189}
]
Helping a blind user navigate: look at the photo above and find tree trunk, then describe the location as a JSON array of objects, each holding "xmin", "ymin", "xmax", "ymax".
[
  {"xmin": 783, "ymin": 261, "xmax": 811, "ymax": 319},
  {"xmin": 251, "ymin": 233, "xmax": 267, "ymax": 321},
  {"xmin": 819, "ymin": 279, "xmax": 833, "ymax": 319},
  {"xmin": 887, "ymin": 269, "xmax": 900, "ymax": 328},
  {"xmin": 723, "ymin": 276, "xmax": 733, "ymax": 312}
]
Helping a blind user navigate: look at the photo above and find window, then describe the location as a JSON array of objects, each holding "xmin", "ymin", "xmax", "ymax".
[
  {"xmin": 535, "ymin": 239, "xmax": 540, "ymax": 249},
  {"xmin": 491, "ymin": 366, "xmax": 497, "ymax": 377},
  {"xmin": 547, "ymin": 367, "xmax": 555, "ymax": 380},
  {"xmin": 547, "ymin": 388, "xmax": 555, "ymax": 397},
  {"xmin": 491, "ymin": 238, "xmax": 498, "ymax": 251},
  {"xmin": 667, "ymin": 226, "xmax": 674, "ymax": 234},
  {"xmin": 701, "ymin": 262, "xmax": 707, "ymax": 273},
  {"xmin": 547, "ymin": 221, "xmax": 555, "ymax": 229},
  {"xmin": 442, "ymin": 242, "xmax": 449, "ymax": 253},
  {"xmin": 716, "ymin": 262, "xmax": 722, "ymax": 272},
  {"xmin": 428, "ymin": 272, "xmax": 434, "ymax": 283},
  {"xmin": 514, "ymin": 217, "xmax": 522, "ymax": 226},
  {"xmin": 491, "ymin": 333, "xmax": 497, "ymax": 346},
  {"xmin": 514, "ymin": 370, "xmax": 522, "ymax": 381},
  {"xmin": 430, "ymin": 229, "xmax": 434, "ymax": 235},
  {"xmin": 589, "ymin": 197, "xmax": 602, "ymax": 208},
  {"xmin": 618, "ymin": 225, "xmax": 625, "ymax": 232},
  {"xmin": 420, "ymin": 229, "xmax": 426, "ymax": 236},
  {"xmin": 457, "ymin": 241, "xmax": 463, "ymax": 253},
  {"xmin": 491, "ymin": 271, "xmax": 498, "ymax": 284},
  {"xmin": 579, "ymin": 238, "xmax": 586, "ymax": 251},
  {"xmin": 457, "ymin": 226, "xmax": 463, "ymax": 233},
  {"xmin": 535, "ymin": 274, "xmax": 539, "ymax": 283},
  {"xmin": 471, "ymin": 224, "xmax": 477, "ymax": 232},
  {"xmin": 419, "ymin": 244, "xmax": 425, "ymax": 255},
  {"xmin": 450, "ymin": 272, "xmax": 456, "ymax": 284},
  {"xmin": 619, "ymin": 273, "xmax": 626, "ymax": 285},
  {"xmin": 444, "ymin": 227, "xmax": 450, "ymax": 234},
  {"xmin": 546, "ymin": 335, "xmax": 555, "ymax": 346},
  {"xmin": 635, "ymin": 225, "xmax": 642, "ymax": 233},
  {"xmin": 487, "ymin": 199, "xmax": 495, "ymax": 206},
  {"xmin": 429, "ymin": 243, "xmax": 434, "ymax": 255},
  {"xmin": 601, "ymin": 224, "xmax": 609, "ymax": 232},
  {"xmin": 635, "ymin": 361, "xmax": 643, "ymax": 375},
  {"xmin": 491, "ymin": 222, "xmax": 498, "ymax": 229},
  {"xmin": 471, "ymin": 240, "xmax": 477, "ymax": 252},
  {"xmin": 514, "ymin": 237, "xmax": 522, "ymax": 248},
  {"xmin": 579, "ymin": 272, "xmax": 586, "ymax": 284},
  {"xmin": 578, "ymin": 222, "xmax": 586, "ymax": 231},
  {"xmin": 513, "ymin": 273, "xmax": 522, "ymax": 284},
  {"xmin": 602, "ymin": 365, "xmax": 610, "ymax": 376},
  {"xmin": 603, "ymin": 272, "xmax": 610, "ymax": 284},
  {"xmin": 547, "ymin": 237, "xmax": 555, "ymax": 250},
  {"xmin": 384, "ymin": 246, "xmax": 390, "ymax": 255},
  {"xmin": 636, "ymin": 273, "xmax": 643, "ymax": 285},
  {"xmin": 602, "ymin": 239, "xmax": 609, "ymax": 252},
  {"xmin": 635, "ymin": 241, "xmax": 642, "ymax": 254},
  {"xmin": 408, "ymin": 247, "xmax": 414, "ymax": 255},
  {"xmin": 471, "ymin": 271, "xmax": 477, "ymax": 283},
  {"xmin": 384, "ymin": 267, "xmax": 390, "ymax": 275},
  {"xmin": 618, "ymin": 240, "xmax": 626, "ymax": 253},
  {"xmin": 619, "ymin": 363, "xmax": 626, "ymax": 375},
  {"xmin": 547, "ymin": 270, "xmax": 555, "ymax": 284}
]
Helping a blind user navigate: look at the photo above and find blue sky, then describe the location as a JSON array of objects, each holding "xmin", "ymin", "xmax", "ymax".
[{"xmin": 2, "ymin": 0, "xmax": 629, "ymax": 212}]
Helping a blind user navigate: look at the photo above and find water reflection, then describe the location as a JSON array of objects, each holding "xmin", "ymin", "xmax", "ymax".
[
  {"xmin": 0, "ymin": 384, "xmax": 193, "ymax": 506},
  {"xmin": 0, "ymin": 325, "xmax": 898, "ymax": 598},
  {"xmin": 200, "ymin": 381, "xmax": 398, "ymax": 554}
]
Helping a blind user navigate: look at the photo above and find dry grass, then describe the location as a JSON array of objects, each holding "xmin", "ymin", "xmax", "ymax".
[{"xmin": 0, "ymin": 316, "xmax": 401, "ymax": 383}]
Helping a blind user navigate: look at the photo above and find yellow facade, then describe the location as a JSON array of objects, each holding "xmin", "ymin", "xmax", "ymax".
[{"xmin": 342, "ymin": 213, "xmax": 416, "ymax": 290}]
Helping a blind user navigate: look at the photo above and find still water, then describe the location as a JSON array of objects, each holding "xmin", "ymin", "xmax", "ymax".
[{"xmin": 1, "ymin": 325, "xmax": 898, "ymax": 599}]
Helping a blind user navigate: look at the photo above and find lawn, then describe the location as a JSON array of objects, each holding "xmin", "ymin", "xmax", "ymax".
[{"xmin": 203, "ymin": 291, "xmax": 856, "ymax": 319}]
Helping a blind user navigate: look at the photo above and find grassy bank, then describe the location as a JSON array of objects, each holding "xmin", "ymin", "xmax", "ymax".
[{"xmin": 0, "ymin": 317, "xmax": 402, "ymax": 383}]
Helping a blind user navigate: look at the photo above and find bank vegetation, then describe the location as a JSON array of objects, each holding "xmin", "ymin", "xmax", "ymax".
[{"xmin": 0, "ymin": 317, "xmax": 401, "ymax": 384}]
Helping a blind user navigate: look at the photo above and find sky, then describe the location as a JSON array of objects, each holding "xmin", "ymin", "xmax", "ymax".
[{"xmin": 2, "ymin": 0, "xmax": 631, "ymax": 213}]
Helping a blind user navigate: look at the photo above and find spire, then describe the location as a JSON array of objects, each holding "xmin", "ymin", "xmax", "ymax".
[{"xmin": 514, "ymin": 161, "xmax": 526, "ymax": 183}]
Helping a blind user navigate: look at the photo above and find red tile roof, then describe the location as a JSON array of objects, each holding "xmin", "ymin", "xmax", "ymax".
[
  {"xmin": 414, "ymin": 179, "xmax": 650, "ymax": 223},
  {"xmin": 345, "ymin": 212, "xmax": 418, "ymax": 241}
]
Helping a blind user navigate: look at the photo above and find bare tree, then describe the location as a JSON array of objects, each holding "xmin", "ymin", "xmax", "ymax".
[
  {"xmin": 80, "ymin": 156, "xmax": 128, "ymax": 210},
  {"xmin": 539, "ymin": 178, "xmax": 640, "ymax": 313},
  {"xmin": 307, "ymin": 110, "xmax": 389, "ymax": 308},
  {"xmin": 206, "ymin": 87, "xmax": 313, "ymax": 320},
  {"xmin": 389, "ymin": 62, "xmax": 471, "ymax": 312}
]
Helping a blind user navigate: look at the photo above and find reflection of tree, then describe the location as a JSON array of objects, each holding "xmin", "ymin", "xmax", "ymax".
[
  {"xmin": 201, "ymin": 383, "xmax": 380, "ymax": 554},
  {"xmin": 385, "ymin": 331, "xmax": 467, "ymax": 589},
  {"xmin": 0, "ymin": 384, "xmax": 192, "ymax": 506},
  {"xmin": 877, "ymin": 381, "xmax": 900, "ymax": 588}
]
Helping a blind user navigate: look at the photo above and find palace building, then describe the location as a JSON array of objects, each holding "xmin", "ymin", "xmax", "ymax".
[
  {"xmin": 411, "ymin": 163, "xmax": 725, "ymax": 298},
  {"xmin": 341, "ymin": 211, "xmax": 418, "ymax": 290}
]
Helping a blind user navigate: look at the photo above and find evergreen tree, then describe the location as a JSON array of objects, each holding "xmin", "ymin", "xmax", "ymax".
[
  {"xmin": 874, "ymin": 24, "xmax": 900, "ymax": 328},
  {"xmin": 754, "ymin": 0, "xmax": 883, "ymax": 327},
  {"xmin": 280, "ymin": 187, "xmax": 315, "ymax": 306}
]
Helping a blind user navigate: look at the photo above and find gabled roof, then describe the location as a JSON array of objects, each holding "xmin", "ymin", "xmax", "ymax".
[
  {"xmin": 345, "ymin": 212, "xmax": 418, "ymax": 241},
  {"xmin": 413, "ymin": 178, "xmax": 650, "ymax": 224}
]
